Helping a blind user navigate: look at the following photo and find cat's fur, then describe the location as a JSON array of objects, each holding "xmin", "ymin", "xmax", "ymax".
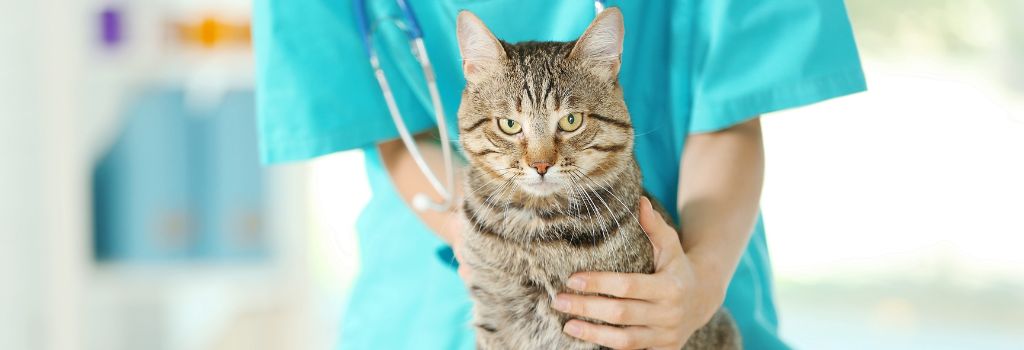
[{"xmin": 455, "ymin": 8, "xmax": 741, "ymax": 350}]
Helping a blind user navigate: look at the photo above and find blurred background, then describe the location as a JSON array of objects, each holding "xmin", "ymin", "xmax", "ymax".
[{"xmin": 1, "ymin": 0, "xmax": 1021, "ymax": 349}]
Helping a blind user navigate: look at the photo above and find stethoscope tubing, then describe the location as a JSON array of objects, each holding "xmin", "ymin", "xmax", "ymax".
[{"xmin": 354, "ymin": 0, "xmax": 455, "ymax": 212}]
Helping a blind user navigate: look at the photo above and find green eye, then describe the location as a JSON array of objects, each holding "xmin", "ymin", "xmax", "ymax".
[
  {"xmin": 497, "ymin": 118, "xmax": 522, "ymax": 134},
  {"xmin": 559, "ymin": 112, "xmax": 584, "ymax": 132}
]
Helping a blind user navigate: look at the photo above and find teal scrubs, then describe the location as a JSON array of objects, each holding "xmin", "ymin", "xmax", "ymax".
[{"xmin": 253, "ymin": 1, "xmax": 866, "ymax": 349}]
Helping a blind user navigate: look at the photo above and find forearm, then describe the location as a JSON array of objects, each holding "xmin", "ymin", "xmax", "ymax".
[
  {"xmin": 677, "ymin": 117, "xmax": 765, "ymax": 295},
  {"xmin": 378, "ymin": 132, "xmax": 464, "ymax": 244}
]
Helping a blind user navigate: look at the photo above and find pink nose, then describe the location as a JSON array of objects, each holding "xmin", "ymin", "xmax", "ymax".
[{"xmin": 530, "ymin": 162, "xmax": 551, "ymax": 175}]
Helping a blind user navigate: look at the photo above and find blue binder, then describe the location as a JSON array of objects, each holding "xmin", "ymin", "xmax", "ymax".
[{"xmin": 92, "ymin": 87, "xmax": 269, "ymax": 262}]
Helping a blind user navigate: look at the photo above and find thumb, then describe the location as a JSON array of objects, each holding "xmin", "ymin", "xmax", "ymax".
[
  {"xmin": 449, "ymin": 217, "xmax": 465, "ymax": 260},
  {"xmin": 639, "ymin": 196, "xmax": 682, "ymax": 265}
]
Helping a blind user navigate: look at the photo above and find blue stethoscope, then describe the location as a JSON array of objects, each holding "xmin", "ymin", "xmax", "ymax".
[{"xmin": 352, "ymin": 0, "xmax": 607, "ymax": 212}]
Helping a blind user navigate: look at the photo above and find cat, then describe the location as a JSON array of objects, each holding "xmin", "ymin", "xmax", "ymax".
[{"xmin": 454, "ymin": 8, "xmax": 741, "ymax": 350}]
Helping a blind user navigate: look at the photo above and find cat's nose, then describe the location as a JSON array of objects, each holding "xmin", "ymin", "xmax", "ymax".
[{"xmin": 530, "ymin": 162, "xmax": 551, "ymax": 175}]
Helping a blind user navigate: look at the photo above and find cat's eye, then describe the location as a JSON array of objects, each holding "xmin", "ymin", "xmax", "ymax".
[
  {"xmin": 558, "ymin": 112, "xmax": 584, "ymax": 132},
  {"xmin": 497, "ymin": 118, "xmax": 522, "ymax": 135}
]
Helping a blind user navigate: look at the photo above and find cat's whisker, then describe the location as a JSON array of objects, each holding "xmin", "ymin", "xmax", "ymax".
[
  {"xmin": 578, "ymin": 176, "xmax": 611, "ymax": 239},
  {"xmin": 490, "ymin": 175, "xmax": 518, "ymax": 214},
  {"xmin": 481, "ymin": 176, "xmax": 516, "ymax": 223},
  {"xmin": 556, "ymin": 173, "xmax": 580, "ymax": 238},
  {"xmin": 568, "ymin": 170, "xmax": 607, "ymax": 238},
  {"xmin": 463, "ymin": 169, "xmax": 513, "ymax": 204},
  {"xmin": 568, "ymin": 173, "xmax": 590, "ymax": 235},
  {"xmin": 578, "ymin": 175, "xmax": 616, "ymax": 238},
  {"xmin": 496, "ymin": 175, "xmax": 519, "ymax": 226},
  {"xmin": 569, "ymin": 171, "xmax": 606, "ymax": 236},
  {"xmin": 582, "ymin": 170, "xmax": 654, "ymax": 248},
  {"xmin": 631, "ymin": 127, "xmax": 661, "ymax": 138},
  {"xmin": 465, "ymin": 169, "xmax": 517, "ymax": 227},
  {"xmin": 446, "ymin": 169, "xmax": 505, "ymax": 219}
]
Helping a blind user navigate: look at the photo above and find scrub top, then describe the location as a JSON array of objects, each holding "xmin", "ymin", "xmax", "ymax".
[{"xmin": 252, "ymin": 1, "xmax": 866, "ymax": 349}]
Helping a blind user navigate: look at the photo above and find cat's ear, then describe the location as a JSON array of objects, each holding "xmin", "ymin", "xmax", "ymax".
[
  {"xmin": 457, "ymin": 11, "xmax": 506, "ymax": 83},
  {"xmin": 569, "ymin": 7, "xmax": 624, "ymax": 82}
]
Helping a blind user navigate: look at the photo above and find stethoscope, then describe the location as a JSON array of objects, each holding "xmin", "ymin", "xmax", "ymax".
[{"xmin": 353, "ymin": 0, "xmax": 607, "ymax": 212}]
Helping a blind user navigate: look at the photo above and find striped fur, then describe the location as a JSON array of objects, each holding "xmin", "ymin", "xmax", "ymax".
[{"xmin": 456, "ymin": 9, "xmax": 740, "ymax": 349}]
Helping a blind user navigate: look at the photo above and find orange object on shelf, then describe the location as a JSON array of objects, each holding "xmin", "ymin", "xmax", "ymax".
[{"xmin": 175, "ymin": 16, "xmax": 250, "ymax": 49}]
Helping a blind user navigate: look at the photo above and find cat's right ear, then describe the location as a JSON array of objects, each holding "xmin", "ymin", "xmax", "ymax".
[
  {"xmin": 569, "ymin": 7, "xmax": 624, "ymax": 82},
  {"xmin": 457, "ymin": 11, "xmax": 505, "ymax": 83}
]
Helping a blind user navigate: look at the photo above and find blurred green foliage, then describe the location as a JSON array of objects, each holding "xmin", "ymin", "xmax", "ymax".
[
  {"xmin": 846, "ymin": 0, "xmax": 1019, "ymax": 57},
  {"xmin": 846, "ymin": 0, "xmax": 1024, "ymax": 92}
]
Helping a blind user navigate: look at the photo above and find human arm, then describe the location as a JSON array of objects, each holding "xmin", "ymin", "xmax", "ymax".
[
  {"xmin": 377, "ymin": 132, "xmax": 465, "ymax": 244},
  {"xmin": 676, "ymin": 116, "xmax": 765, "ymax": 292},
  {"xmin": 378, "ymin": 133, "xmax": 473, "ymax": 280}
]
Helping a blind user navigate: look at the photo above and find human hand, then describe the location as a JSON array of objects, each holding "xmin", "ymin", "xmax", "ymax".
[
  {"xmin": 552, "ymin": 197, "xmax": 725, "ymax": 350},
  {"xmin": 447, "ymin": 213, "xmax": 472, "ymax": 283}
]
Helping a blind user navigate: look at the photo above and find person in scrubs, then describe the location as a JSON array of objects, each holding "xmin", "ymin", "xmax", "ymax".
[{"xmin": 252, "ymin": 0, "xmax": 865, "ymax": 349}]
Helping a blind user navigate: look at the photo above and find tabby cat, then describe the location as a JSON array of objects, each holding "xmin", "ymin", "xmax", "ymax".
[{"xmin": 455, "ymin": 8, "xmax": 741, "ymax": 350}]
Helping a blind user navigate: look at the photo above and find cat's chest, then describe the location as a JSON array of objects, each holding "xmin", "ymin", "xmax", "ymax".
[
  {"xmin": 471, "ymin": 217, "xmax": 653, "ymax": 280},
  {"xmin": 488, "ymin": 241, "xmax": 602, "ymax": 300},
  {"xmin": 482, "ymin": 238, "xmax": 596, "ymax": 274}
]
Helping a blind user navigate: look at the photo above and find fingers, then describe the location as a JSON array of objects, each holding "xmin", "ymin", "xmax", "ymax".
[
  {"xmin": 455, "ymin": 250, "xmax": 473, "ymax": 283},
  {"xmin": 553, "ymin": 293, "xmax": 670, "ymax": 326},
  {"xmin": 563, "ymin": 320, "xmax": 668, "ymax": 350},
  {"xmin": 452, "ymin": 240, "xmax": 464, "ymax": 264},
  {"xmin": 639, "ymin": 196, "xmax": 682, "ymax": 265},
  {"xmin": 452, "ymin": 234, "xmax": 472, "ymax": 282},
  {"xmin": 566, "ymin": 271, "xmax": 669, "ymax": 300}
]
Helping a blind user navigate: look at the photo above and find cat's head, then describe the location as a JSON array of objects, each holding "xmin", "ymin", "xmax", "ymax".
[{"xmin": 456, "ymin": 8, "xmax": 632, "ymax": 199}]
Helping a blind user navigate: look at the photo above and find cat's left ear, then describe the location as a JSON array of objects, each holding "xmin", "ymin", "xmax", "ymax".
[{"xmin": 569, "ymin": 7, "xmax": 624, "ymax": 82}]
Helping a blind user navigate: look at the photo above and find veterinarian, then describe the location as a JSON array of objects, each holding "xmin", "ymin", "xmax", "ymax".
[{"xmin": 253, "ymin": 0, "xmax": 865, "ymax": 349}]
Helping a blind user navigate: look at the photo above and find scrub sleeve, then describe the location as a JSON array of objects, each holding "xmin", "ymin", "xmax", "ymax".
[{"xmin": 252, "ymin": 0, "xmax": 865, "ymax": 349}]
